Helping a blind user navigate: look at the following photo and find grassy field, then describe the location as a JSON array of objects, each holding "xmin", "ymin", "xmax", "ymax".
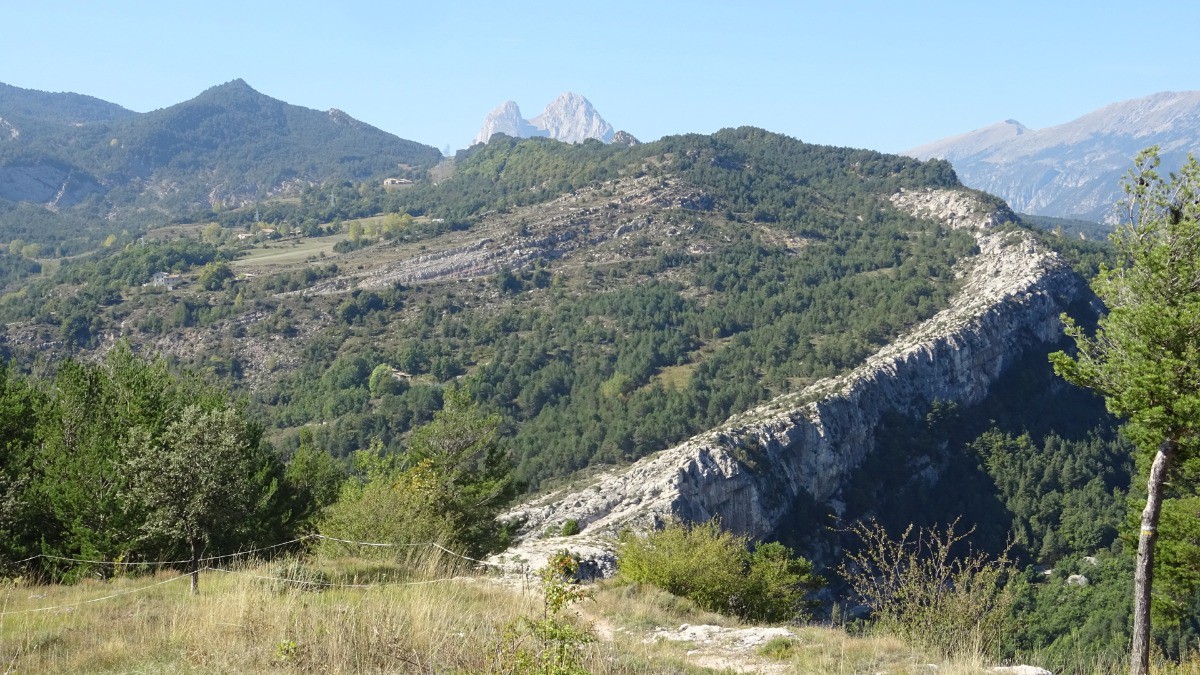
[
  {"xmin": 231, "ymin": 234, "xmax": 348, "ymax": 271},
  {"xmin": 0, "ymin": 553, "xmax": 706, "ymax": 674},
  {"xmin": 0, "ymin": 550, "xmax": 1143, "ymax": 674}
]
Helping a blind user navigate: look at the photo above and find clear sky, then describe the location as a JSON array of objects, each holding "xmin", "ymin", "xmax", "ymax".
[{"xmin": 2, "ymin": 1, "xmax": 1195, "ymax": 155}]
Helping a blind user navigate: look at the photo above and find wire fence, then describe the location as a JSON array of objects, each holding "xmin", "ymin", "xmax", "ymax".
[
  {"xmin": 0, "ymin": 573, "xmax": 193, "ymax": 617},
  {"xmin": 11, "ymin": 535, "xmax": 320, "ymax": 568},
  {"xmin": 8, "ymin": 534, "xmax": 508, "ymax": 572},
  {"xmin": 0, "ymin": 533, "xmax": 527, "ymax": 617}
]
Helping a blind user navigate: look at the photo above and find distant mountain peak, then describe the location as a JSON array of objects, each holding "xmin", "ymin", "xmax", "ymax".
[
  {"xmin": 530, "ymin": 92, "xmax": 614, "ymax": 144},
  {"xmin": 907, "ymin": 90, "xmax": 1200, "ymax": 221},
  {"xmin": 223, "ymin": 78, "xmax": 254, "ymax": 90},
  {"xmin": 474, "ymin": 100, "xmax": 541, "ymax": 145},
  {"xmin": 192, "ymin": 78, "xmax": 265, "ymax": 102},
  {"xmin": 473, "ymin": 93, "xmax": 615, "ymax": 145}
]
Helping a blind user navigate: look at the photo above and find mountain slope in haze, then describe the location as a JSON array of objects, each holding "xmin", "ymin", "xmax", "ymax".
[
  {"xmin": 473, "ymin": 92, "xmax": 615, "ymax": 145},
  {"xmin": 0, "ymin": 79, "xmax": 442, "ymax": 221},
  {"xmin": 0, "ymin": 81, "xmax": 137, "ymax": 131},
  {"xmin": 907, "ymin": 91, "xmax": 1200, "ymax": 222}
]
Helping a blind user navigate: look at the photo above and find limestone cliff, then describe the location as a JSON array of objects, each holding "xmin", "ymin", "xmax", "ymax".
[{"xmin": 503, "ymin": 188, "xmax": 1085, "ymax": 542}]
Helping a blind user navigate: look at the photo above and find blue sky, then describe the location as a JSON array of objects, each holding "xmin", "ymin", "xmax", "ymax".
[{"xmin": 3, "ymin": 1, "xmax": 1195, "ymax": 155}]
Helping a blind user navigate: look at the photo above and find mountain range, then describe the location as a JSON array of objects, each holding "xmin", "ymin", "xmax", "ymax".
[
  {"xmin": 473, "ymin": 93, "xmax": 617, "ymax": 145},
  {"xmin": 0, "ymin": 79, "xmax": 442, "ymax": 220},
  {"xmin": 907, "ymin": 90, "xmax": 1200, "ymax": 222}
]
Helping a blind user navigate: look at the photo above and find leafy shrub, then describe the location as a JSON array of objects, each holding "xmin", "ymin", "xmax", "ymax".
[
  {"xmin": 317, "ymin": 388, "xmax": 520, "ymax": 559},
  {"xmin": 616, "ymin": 519, "xmax": 822, "ymax": 622},
  {"xmin": 317, "ymin": 455, "xmax": 460, "ymax": 558},
  {"xmin": 561, "ymin": 519, "xmax": 581, "ymax": 537},
  {"xmin": 839, "ymin": 518, "xmax": 1016, "ymax": 660}
]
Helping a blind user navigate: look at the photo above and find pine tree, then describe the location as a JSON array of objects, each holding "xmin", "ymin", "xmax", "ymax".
[{"xmin": 1051, "ymin": 148, "xmax": 1200, "ymax": 674}]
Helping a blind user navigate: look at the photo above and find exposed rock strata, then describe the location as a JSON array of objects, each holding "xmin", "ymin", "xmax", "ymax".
[
  {"xmin": 301, "ymin": 175, "xmax": 710, "ymax": 294},
  {"xmin": 0, "ymin": 163, "xmax": 104, "ymax": 207},
  {"xmin": 503, "ymin": 189, "xmax": 1084, "ymax": 543}
]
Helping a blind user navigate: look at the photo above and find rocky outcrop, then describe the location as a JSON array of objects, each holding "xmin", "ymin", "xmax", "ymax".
[
  {"xmin": 503, "ymin": 188, "xmax": 1085, "ymax": 542},
  {"xmin": 473, "ymin": 93, "xmax": 614, "ymax": 145},
  {"xmin": 302, "ymin": 175, "xmax": 709, "ymax": 294},
  {"xmin": 907, "ymin": 90, "xmax": 1200, "ymax": 221},
  {"xmin": 473, "ymin": 101, "xmax": 542, "ymax": 145},
  {"xmin": 0, "ymin": 116, "xmax": 17, "ymax": 140},
  {"xmin": 610, "ymin": 130, "xmax": 640, "ymax": 147}
]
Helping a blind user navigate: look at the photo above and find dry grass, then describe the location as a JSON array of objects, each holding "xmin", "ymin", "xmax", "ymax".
[
  {"xmin": 5, "ymin": 557, "xmax": 1187, "ymax": 674},
  {"xmin": 758, "ymin": 626, "xmax": 991, "ymax": 674},
  {"xmin": 0, "ymin": 555, "xmax": 707, "ymax": 674},
  {"xmin": 232, "ymin": 233, "xmax": 348, "ymax": 270}
]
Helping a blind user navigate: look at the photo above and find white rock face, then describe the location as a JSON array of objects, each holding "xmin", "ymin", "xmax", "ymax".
[
  {"xmin": 502, "ymin": 188, "xmax": 1085, "ymax": 544},
  {"xmin": 473, "ymin": 100, "xmax": 543, "ymax": 145},
  {"xmin": 529, "ymin": 93, "xmax": 614, "ymax": 144},
  {"xmin": 0, "ymin": 116, "xmax": 18, "ymax": 140},
  {"xmin": 907, "ymin": 90, "xmax": 1200, "ymax": 222},
  {"xmin": 473, "ymin": 93, "xmax": 614, "ymax": 145}
]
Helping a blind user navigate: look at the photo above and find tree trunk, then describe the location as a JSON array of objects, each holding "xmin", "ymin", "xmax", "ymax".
[
  {"xmin": 1131, "ymin": 438, "xmax": 1176, "ymax": 675},
  {"xmin": 190, "ymin": 538, "xmax": 199, "ymax": 595}
]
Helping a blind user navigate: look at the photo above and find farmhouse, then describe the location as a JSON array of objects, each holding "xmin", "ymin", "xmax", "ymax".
[{"xmin": 148, "ymin": 271, "xmax": 182, "ymax": 290}]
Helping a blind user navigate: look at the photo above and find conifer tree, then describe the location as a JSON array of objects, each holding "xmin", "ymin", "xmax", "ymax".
[{"xmin": 1051, "ymin": 148, "xmax": 1200, "ymax": 674}]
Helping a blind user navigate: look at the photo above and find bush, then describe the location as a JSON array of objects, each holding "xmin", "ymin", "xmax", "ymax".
[
  {"xmin": 318, "ymin": 388, "xmax": 520, "ymax": 559},
  {"xmin": 616, "ymin": 519, "xmax": 822, "ymax": 622},
  {"xmin": 839, "ymin": 518, "xmax": 1016, "ymax": 660},
  {"xmin": 317, "ymin": 457, "xmax": 460, "ymax": 557},
  {"xmin": 561, "ymin": 519, "xmax": 581, "ymax": 537}
]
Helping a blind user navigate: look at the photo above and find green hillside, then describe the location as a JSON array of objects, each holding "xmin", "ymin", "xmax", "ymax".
[{"xmin": 0, "ymin": 80, "xmax": 137, "ymax": 127}]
